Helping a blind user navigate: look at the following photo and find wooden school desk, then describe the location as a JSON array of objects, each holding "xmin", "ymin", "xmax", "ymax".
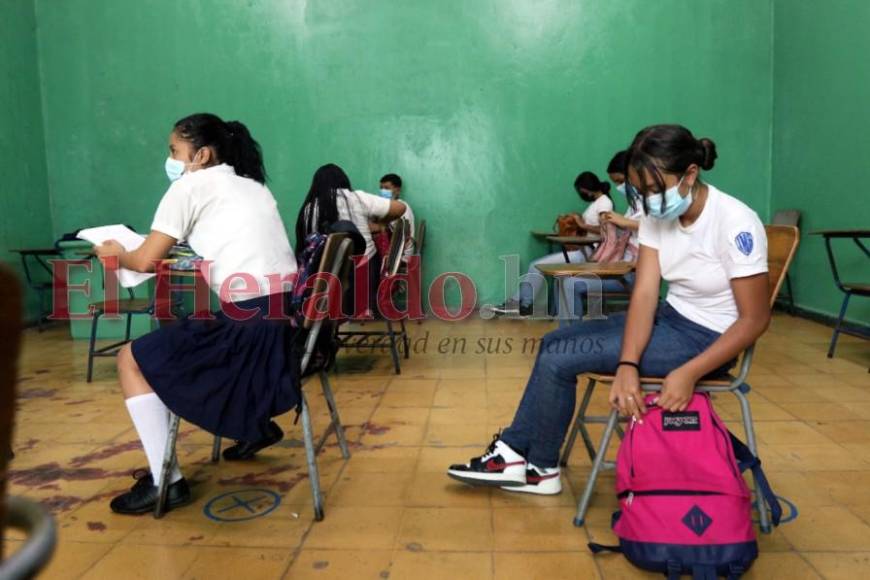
[{"xmin": 536, "ymin": 261, "xmax": 635, "ymax": 327}]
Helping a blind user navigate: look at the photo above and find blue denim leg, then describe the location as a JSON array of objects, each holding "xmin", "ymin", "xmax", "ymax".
[
  {"xmin": 559, "ymin": 273, "xmax": 635, "ymax": 320},
  {"xmin": 499, "ymin": 302, "xmax": 723, "ymax": 468}
]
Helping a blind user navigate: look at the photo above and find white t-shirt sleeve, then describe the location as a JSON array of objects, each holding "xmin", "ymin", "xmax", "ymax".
[
  {"xmin": 721, "ymin": 213, "xmax": 768, "ymax": 280},
  {"xmin": 150, "ymin": 180, "xmax": 194, "ymax": 241},
  {"xmin": 355, "ymin": 190, "xmax": 391, "ymax": 219},
  {"xmin": 637, "ymin": 216, "xmax": 661, "ymax": 249},
  {"xmin": 582, "ymin": 196, "xmax": 614, "ymax": 226}
]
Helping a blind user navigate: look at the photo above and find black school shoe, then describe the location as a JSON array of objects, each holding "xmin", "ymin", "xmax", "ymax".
[
  {"xmin": 109, "ymin": 471, "xmax": 192, "ymax": 515},
  {"xmin": 447, "ymin": 434, "xmax": 527, "ymax": 487},
  {"xmin": 222, "ymin": 421, "xmax": 284, "ymax": 461}
]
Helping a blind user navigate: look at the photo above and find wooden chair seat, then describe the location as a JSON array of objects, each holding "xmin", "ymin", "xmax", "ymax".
[{"xmin": 584, "ymin": 372, "xmax": 733, "ymax": 387}]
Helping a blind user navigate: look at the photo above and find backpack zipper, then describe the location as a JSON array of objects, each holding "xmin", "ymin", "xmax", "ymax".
[{"xmin": 618, "ymin": 489, "xmax": 725, "ymax": 505}]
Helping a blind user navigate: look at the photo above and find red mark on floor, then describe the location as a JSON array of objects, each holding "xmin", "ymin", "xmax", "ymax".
[
  {"xmin": 70, "ymin": 441, "xmax": 143, "ymax": 467},
  {"xmin": 87, "ymin": 521, "xmax": 106, "ymax": 532},
  {"xmin": 65, "ymin": 399, "xmax": 95, "ymax": 406},
  {"xmin": 362, "ymin": 422, "xmax": 391, "ymax": 435},
  {"xmin": 17, "ymin": 388, "xmax": 57, "ymax": 400},
  {"xmin": 216, "ymin": 465, "xmax": 304, "ymax": 493}
]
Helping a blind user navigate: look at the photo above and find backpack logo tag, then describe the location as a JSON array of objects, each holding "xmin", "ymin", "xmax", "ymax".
[
  {"xmin": 682, "ymin": 505, "xmax": 713, "ymax": 536},
  {"xmin": 662, "ymin": 411, "xmax": 701, "ymax": 431}
]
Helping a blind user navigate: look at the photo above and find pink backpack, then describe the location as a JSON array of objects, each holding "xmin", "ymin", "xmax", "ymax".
[
  {"xmin": 590, "ymin": 393, "xmax": 782, "ymax": 579},
  {"xmin": 591, "ymin": 222, "xmax": 632, "ymax": 263}
]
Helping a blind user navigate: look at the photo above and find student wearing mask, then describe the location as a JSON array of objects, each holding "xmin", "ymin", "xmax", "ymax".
[
  {"xmin": 295, "ymin": 164, "xmax": 407, "ymax": 311},
  {"xmin": 372, "ymin": 173, "xmax": 416, "ymax": 260},
  {"xmin": 94, "ymin": 113, "xmax": 300, "ymax": 514},
  {"xmin": 566, "ymin": 150, "xmax": 645, "ymax": 316},
  {"xmin": 449, "ymin": 124, "xmax": 770, "ymax": 495},
  {"xmin": 492, "ymin": 171, "xmax": 614, "ymax": 317}
]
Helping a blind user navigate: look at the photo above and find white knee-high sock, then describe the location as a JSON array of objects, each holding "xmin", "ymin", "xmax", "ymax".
[{"xmin": 125, "ymin": 393, "xmax": 183, "ymax": 486}]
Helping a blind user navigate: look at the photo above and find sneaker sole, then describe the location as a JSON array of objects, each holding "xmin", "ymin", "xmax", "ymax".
[
  {"xmin": 499, "ymin": 482, "xmax": 562, "ymax": 495},
  {"xmin": 447, "ymin": 470, "xmax": 526, "ymax": 487}
]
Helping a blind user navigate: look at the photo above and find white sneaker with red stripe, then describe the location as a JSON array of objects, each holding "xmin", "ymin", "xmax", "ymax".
[
  {"xmin": 447, "ymin": 435, "xmax": 527, "ymax": 487},
  {"xmin": 500, "ymin": 463, "xmax": 562, "ymax": 495}
]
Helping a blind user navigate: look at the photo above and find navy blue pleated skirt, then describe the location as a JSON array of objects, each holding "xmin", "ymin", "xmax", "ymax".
[{"xmin": 131, "ymin": 292, "xmax": 302, "ymax": 441}]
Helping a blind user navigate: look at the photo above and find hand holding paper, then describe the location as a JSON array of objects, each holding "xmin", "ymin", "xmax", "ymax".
[{"xmin": 77, "ymin": 224, "xmax": 156, "ymax": 288}]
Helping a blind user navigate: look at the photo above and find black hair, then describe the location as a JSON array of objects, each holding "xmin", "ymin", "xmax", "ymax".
[
  {"xmin": 573, "ymin": 171, "xmax": 612, "ymax": 202},
  {"xmin": 295, "ymin": 163, "xmax": 353, "ymax": 245},
  {"xmin": 607, "ymin": 150, "xmax": 628, "ymax": 175},
  {"xmin": 380, "ymin": 173, "xmax": 402, "ymax": 188},
  {"xmin": 173, "ymin": 113, "xmax": 267, "ymax": 184},
  {"xmin": 625, "ymin": 124, "xmax": 717, "ymax": 212}
]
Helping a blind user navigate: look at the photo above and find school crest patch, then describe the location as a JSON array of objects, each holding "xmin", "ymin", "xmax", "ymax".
[{"xmin": 735, "ymin": 231, "xmax": 754, "ymax": 256}]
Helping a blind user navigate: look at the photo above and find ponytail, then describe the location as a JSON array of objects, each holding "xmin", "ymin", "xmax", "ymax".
[{"xmin": 173, "ymin": 113, "xmax": 267, "ymax": 184}]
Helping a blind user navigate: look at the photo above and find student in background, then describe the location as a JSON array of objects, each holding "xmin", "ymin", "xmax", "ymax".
[
  {"xmin": 94, "ymin": 113, "xmax": 300, "ymax": 514},
  {"xmin": 449, "ymin": 124, "xmax": 770, "ymax": 495},
  {"xmin": 373, "ymin": 173, "xmax": 416, "ymax": 260},
  {"xmin": 566, "ymin": 150, "xmax": 644, "ymax": 316},
  {"xmin": 295, "ymin": 164, "xmax": 407, "ymax": 310},
  {"xmin": 492, "ymin": 171, "xmax": 614, "ymax": 317}
]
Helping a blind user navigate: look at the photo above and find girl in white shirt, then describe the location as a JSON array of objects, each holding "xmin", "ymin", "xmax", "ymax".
[
  {"xmin": 449, "ymin": 125, "xmax": 770, "ymax": 495},
  {"xmin": 493, "ymin": 171, "xmax": 614, "ymax": 316},
  {"xmin": 295, "ymin": 164, "xmax": 406, "ymax": 313},
  {"xmin": 94, "ymin": 113, "xmax": 300, "ymax": 515}
]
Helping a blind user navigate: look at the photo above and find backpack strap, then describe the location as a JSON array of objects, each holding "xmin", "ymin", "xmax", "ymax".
[
  {"xmin": 729, "ymin": 431, "xmax": 783, "ymax": 526},
  {"xmin": 587, "ymin": 543, "xmax": 621, "ymax": 555},
  {"xmin": 691, "ymin": 564, "xmax": 718, "ymax": 580},
  {"xmin": 667, "ymin": 560, "xmax": 682, "ymax": 580}
]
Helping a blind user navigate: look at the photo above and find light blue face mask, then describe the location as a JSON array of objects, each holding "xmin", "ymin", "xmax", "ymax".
[
  {"xmin": 378, "ymin": 188, "xmax": 394, "ymax": 199},
  {"xmin": 647, "ymin": 178, "xmax": 693, "ymax": 220},
  {"xmin": 616, "ymin": 183, "xmax": 627, "ymax": 195},
  {"xmin": 165, "ymin": 157, "xmax": 186, "ymax": 182}
]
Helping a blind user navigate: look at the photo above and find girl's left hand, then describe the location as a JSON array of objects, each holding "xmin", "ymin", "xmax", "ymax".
[
  {"xmin": 94, "ymin": 239, "xmax": 125, "ymax": 259},
  {"xmin": 656, "ymin": 366, "xmax": 698, "ymax": 412}
]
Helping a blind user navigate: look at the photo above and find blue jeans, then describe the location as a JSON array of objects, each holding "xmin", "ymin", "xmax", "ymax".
[
  {"xmin": 560, "ymin": 273, "xmax": 636, "ymax": 320},
  {"xmin": 500, "ymin": 302, "xmax": 727, "ymax": 468}
]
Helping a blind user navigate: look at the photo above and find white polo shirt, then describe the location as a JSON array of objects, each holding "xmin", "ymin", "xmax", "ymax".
[
  {"xmin": 582, "ymin": 195, "xmax": 614, "ymax": 226},
  {"xmin": 637, "ymin": 184, "xmax": 768, "ymax": 333},
  {"xmin": 334, "ymin": 189, "xmax": 393, "ymax": 258},
  {"xmin": 151, "ymin": 164, "xmax": 297, "ymax": 301}
]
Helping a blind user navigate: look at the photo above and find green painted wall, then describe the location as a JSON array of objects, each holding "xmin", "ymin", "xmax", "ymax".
[
  {"xmin": 33, "ymin": 0, "xmax": 773, "ymax": 307},
  {"xmin": 772, "ymin": 0, "xmax": 870, "ymax": 324},
  {"xmin": 0, "ymin": 0, "xmax": 53, "ymax": 323}
]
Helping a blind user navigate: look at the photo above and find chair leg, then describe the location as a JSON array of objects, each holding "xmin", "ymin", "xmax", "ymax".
[
  {"xmin": 400, "ymin": 319, "xmax": 410, "ymax": 359},
  {"xmin": 154, "ymin": 412, "xmax": 181, "ymax": 519},
  {"xmin": 385, "ymin": 320, "xmax": 401, "ymax": 375},
  {"xmin": 784, "ymin": 273, "xmax": 795, "ymax": 315},
  {"xmin": 300, "ymin": 393, "xmax": 324, "ymax": 521},
  {"xmin": 211, "ymin": 436, "xmax": 222, "ymax": 463},
  {"xmin": 124, "ymin": 312, "xmax": 133, "ymax": 342},
  {"xmin": 86, "ymin": 311, "xmax": 101, "ymax": 383},
  {"xmin": 574, "ymin": 409, "xmax": 619, "ymax": 527},
  {"xmin": 827, "ymin": 292, "xmax": 852, "ymax": 358},
  {"xmin": 320, "ymin": 371, "xmax": 350, "ymax": 460},
  {"xmin": 735, "ymin": 389, "xmax": 771, "ymax": 534},
  {"xmin": 560, "ymin": 378, "xmax": 595, "ymax": 467}
]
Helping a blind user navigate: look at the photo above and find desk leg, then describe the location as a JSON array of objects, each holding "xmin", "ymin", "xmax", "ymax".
[{"xmin": 557, "ymin": 277, "xmax": 572, "ymax": 328}]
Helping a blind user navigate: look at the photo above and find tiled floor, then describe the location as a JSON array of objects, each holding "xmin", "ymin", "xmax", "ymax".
[{"xmin": 4, "ymin": 313, "xmax": 870, "ymax": 579}]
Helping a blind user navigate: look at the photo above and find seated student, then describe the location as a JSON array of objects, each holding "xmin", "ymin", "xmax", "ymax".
[
  {"xmin": 371, "ymin": 173, "xmax": 416, "ymax": 261},
  {"xmin": 449, "ymin": 124, "xmax": 770, "ymax": 495},
  {"xmin": 492, "ymin": 171, "xmax": 614, "ymax": 316},
  {"xmin": 94, "ymin": 113, "xmax": 300, "ymax": 514},
  {"xmin": 295, "ymin": 164, "xmax": 407, "ymax": 311},
  {"xmin": 566, "ymin": 150, "xmax": 645, "ymax": 317}
]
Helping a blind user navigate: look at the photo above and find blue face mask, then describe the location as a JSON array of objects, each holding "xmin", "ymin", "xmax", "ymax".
[
  {"xmin": 616, "ymin": 183, "xmax": 627, "ymax": 195},
  {"xmin": 165, "ymin": 157, "xmax": 186, "ymax": 182},
  {"xmin": 379, "ymin": 188, "xmax": 394, "ymax": 199},
  {"xmin": 646, "ymin": 178, "xmax": 693, "ymax": 220}
]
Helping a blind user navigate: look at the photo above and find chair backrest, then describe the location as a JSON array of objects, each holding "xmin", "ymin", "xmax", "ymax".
[
  {"xmin": 416, "ymin": 219, "xmax": 426, "ymax": 257},
  {"xmin": 0, "ymin": 264, "xmax": 22, "ymax": 560},
  {"xmin": 771, "ymin": 209, "xmax": 801, "ymax": 227},
  {"xmin": 764, "ymin": 224, "xmax": 800, "ymax": 308},
  {"xmin": 385, "ymin": 218, "xmax": 409, "ymax": 277},
  {"xmin": 299, "ymin": 233, "xmax": 353, "ymax": 373}
]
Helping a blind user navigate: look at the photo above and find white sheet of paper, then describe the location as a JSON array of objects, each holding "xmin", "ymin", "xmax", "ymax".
[{"xmin": 77, "ymin": 224, "xmax": 155, "ymax": 288}]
